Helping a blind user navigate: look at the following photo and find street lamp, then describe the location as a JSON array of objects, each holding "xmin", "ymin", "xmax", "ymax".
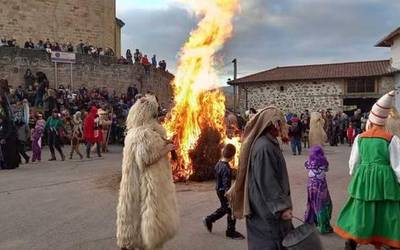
[{"xmin": 232, "ymin": 59, "xmax": 237, "ymax": 113}]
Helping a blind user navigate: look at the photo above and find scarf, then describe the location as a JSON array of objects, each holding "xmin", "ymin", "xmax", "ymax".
[{"xmin": 226, "ymin": 106, "xmax": 288, "ymax": 219}]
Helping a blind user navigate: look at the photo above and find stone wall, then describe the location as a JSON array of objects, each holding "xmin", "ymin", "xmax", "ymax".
[
  {"xmin": 0, "ymin": 0, "xmax": 120, "ymax": 55},
  {"xmin": 237, "ymin": 77, "xmax": 396, "ymax": 114},
  {"xmin": 378, "ymin": 76, "xmax": 396, "ymax": 95},
  {"xmin": 0, "ymin": 47, "xmax": 174, "ymax": 108},
  {"xmin": 238, "ymin": 80, "xmax": 344, "ymax": 114}
]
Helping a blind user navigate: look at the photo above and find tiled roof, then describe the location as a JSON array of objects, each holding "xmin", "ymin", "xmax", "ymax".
[
  {"xmin": 376, "ymin": 27, "xmax": 400, "ymax": 47},
  {"xmin": 230, "ymin": 60, "xmax": 395, "ymax": 85}
]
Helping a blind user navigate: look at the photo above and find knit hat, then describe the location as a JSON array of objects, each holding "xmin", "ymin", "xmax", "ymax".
[{"xmin": 369, "ymin": 90, "xmax": 396, "ymax": 126}]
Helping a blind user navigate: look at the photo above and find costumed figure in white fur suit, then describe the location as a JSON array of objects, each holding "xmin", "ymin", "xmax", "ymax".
[
  {"xmin": 116, "ymin": 95, "xmax": 179, "ymax": 250},
  {"xmin": 309, "ymin": 112, "xmax": 327, "ymax": 147}
]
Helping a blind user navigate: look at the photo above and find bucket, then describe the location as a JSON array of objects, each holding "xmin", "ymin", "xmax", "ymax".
[{"xmin": 282, "ymin": 217, "xmax": 323, "ymax": 250}]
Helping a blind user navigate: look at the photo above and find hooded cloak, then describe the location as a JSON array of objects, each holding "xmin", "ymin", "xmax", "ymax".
[{"xmin": 227, "ymin": 106, "xmax": 288, "ymax": 219}]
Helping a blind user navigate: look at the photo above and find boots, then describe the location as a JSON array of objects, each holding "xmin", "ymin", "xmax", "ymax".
[
  {"xmin": 226, "ymin": 230, "xmax": 245, "ymax": 240},
  {"xmin": 49, "ymin": 152, "xmax": 56, "ymax": 161},
  {"xmin": 203, "ymin": 218, "xmax": 213, "ymax": 233},
  {"xmin": 226, "ymin": 215, "xmax": 245, "ymax": 240}
]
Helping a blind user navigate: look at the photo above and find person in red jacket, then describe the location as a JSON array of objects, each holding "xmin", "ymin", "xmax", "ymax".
[
  {"xmin": 141, "ymin": 55, "xmax": 151, "ymax": 74},
  {"xmin": 346, "ymin": 122, "xmax": 356, "ymax": 146},
  {"xmin": 84, "ymin": 106, "xmax": 101, "ymax": 158}
]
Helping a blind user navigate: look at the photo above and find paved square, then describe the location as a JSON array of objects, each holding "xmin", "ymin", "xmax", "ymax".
[{"xmin": 0, "ymin": 145, "xmax": 373, "ymax": 249}]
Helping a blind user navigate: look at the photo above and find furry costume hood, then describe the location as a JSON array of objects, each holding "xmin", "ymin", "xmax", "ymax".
[
  {"xmin": 125, "ymin": 95, "xmax": 166, "ymax": 138},
  {"xmin": 126, "ymin": 95, "xmax": 159, "ymax": 130}
]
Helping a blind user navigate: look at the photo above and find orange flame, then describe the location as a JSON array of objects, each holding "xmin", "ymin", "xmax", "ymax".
[{"xmin": 164, "ymin": 0, "xmax": 240, "ymax": 181}]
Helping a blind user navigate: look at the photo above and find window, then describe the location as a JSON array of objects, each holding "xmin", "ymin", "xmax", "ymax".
[{"xmin": 347, "ymin": 78, "xmax": 375, "ymax": 93}]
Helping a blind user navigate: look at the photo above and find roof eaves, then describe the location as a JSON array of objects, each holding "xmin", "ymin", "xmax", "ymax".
[
  {"xmin": 230, "ymin": 72, "xmax": 396, "ymax": 86},
  {"xmin": 116, "ymin": 18, "xmax": 125, "ymax": 28},
  {"xmin": 375, "ymin": 27, "xmax": 400, "ymax": 47}
]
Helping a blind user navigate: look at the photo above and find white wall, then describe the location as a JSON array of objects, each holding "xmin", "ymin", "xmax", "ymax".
[
  {"xmin": 392, "ymin": 37, "xmax": 400, "ymax": 110},
  {"xmin": 392, "ymin": 37, "xmax": 400, "ymax": 69}
]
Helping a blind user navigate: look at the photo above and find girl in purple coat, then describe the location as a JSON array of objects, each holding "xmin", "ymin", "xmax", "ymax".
[
  {"xmin": 31, "ymin": 113, "xmax": 46, "ymax": 162},
  {"xmin": 304, "ymin": 145, "xmax": 333, "ymax": 233}
]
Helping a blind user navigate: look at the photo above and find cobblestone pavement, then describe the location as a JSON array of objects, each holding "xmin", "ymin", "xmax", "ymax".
[{"xmin": 0, "ymin": 145, "xmax": 374, "ymax": 249}]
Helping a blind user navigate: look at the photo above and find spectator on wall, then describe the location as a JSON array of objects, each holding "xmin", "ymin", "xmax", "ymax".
[
  {"xmin": 141, "ymin": 55, "xmax": 151, "ymax": 74},
  {"xmin": 7, "ymin": 39, "xmax": 16, "ymax": 47},
  {"xmin": 126, "ymin": 49, "xmax": 133, "ymax": 64},
  {"xmin": 24, "ymin": 39, "xmax": 34, "ymax": 49},
  {"xmin": 0, "ymin": 38, "xmax": 7, "ymax": 47},
  {"xmin": 83, "ymin": 42, "xmax": 90, "ymax": 54},
  {"xmin": 76, "ymin": 40, "xmax": 84, "ymax": 54},
  {"xmin": 53, "ymin": 42, "xmax": 61, "ymax": 51},
  {"xmin": 35, "ymin": 40, "xmax": 44, "ymax": 50},
  {"xmin": 151, "ymin": 54, "xmax": 157, "ymax": 67},
  {"xmin": 44, "ymin": 39, "xmax": 52, "ymax": 49},
  {"xmin": 134, "ymin": 49, "xmax": 142, "ymax": 63},
  {"xmin": 67, "ymin": 42, "xmax": 74, "ymax": 52},
  {"xmin": 159, "ymin": 60, "xmax": 167, "ymax": 71}
]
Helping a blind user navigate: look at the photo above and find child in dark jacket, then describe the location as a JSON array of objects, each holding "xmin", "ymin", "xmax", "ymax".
[{"xmin": 203, "ymin": 144, "xmax": 245, "ymax": 240}]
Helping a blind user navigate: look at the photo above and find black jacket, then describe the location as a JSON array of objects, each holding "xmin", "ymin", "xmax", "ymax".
[{"xmin": 215, "ymin": 160, "xmax": 232, "ymax": 192}]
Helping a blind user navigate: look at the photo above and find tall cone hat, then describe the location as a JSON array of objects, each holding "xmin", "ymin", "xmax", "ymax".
[{"xmin": 369, "ymin": 90, "xmax": 396, "ymax": 126}]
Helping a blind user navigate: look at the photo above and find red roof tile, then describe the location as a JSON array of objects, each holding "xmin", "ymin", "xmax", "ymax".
[{"xmin": 230, "ymin": 60, "xmax": 395, "ymax": 85}]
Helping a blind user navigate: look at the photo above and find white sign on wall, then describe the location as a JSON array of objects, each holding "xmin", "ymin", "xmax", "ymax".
[{"xmin": 51, "ymin": 51, "xmax": 76, "ymax": 64}]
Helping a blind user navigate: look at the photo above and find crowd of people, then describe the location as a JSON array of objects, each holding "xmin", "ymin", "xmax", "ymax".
[
  {"xmin": 1, "ymin": 37, "xmax": 116, "ymax": 56},
  {"xmin": 1, "ymin": 37, "xmax": 169, "ymax": 73},
  {"xmin": 118, "ymin": 49, "xmax": 168, "ymax": 72},
  {"xmin": 0, "ymin": 70, "xmax": 168, "ymax": 170},
  {"xmin": 285, "ymin": 109, "xmax": 368, "ymax": 156}
]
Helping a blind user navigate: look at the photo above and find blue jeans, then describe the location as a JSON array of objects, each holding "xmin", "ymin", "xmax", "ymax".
[
  {"xmin": 34, "ymin": 92, "xmax": 44, "ymax": 107},
  {"xmin": 291, "ymin": 137, "xmax": 302, "ymax": 155}
]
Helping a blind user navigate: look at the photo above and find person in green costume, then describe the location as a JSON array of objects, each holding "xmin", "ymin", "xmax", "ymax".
[
  {"xmin": 45, "ymin": 109, "xmax": 65, "ymax": 161},
  {"xmin": 334, "ymin": 91, "xmax": 400, "ymax": 250}
]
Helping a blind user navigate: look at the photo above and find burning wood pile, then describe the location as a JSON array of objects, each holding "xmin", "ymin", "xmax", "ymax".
[{"xmin": 163, "ymin": 0, "xmax": 241, "ymax": 182}]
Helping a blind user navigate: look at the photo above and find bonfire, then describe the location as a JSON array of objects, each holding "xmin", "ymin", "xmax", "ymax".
[{"xmin": 164, "ymin": 0, "xmax": 241, "ymax": 182}]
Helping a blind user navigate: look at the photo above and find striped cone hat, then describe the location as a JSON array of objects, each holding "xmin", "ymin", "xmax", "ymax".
[{"xmin": 369, "ymin": 90, "xmax": 396, "ymax": 126}]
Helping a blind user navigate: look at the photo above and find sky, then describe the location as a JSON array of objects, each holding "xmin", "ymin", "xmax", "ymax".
[{"xmin": 116, "ymin": 0, "xmax": 400, "ymax": 83}]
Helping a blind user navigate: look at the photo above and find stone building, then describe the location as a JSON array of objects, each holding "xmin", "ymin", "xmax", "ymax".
[
  {"xmin": 0, "ymin": 0, "xmax": 124, "ymax": 55},
  {"xmin": 376, "ymin": 26, "xmax": 400, "ymax": 109},
  {"xmin": 229, "ymin": 29, "xmax": 400, "ymax": 115}
]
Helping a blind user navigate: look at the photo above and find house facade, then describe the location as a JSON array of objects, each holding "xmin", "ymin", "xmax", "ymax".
[
  {"xmin": 230, "ymin": 60, "xmax": 395, "ymax": 114},
  {"xmin": 376, "ymin": 27, "xmax": 400, "ymax": 109},
  {"xmin": 230, "ymin": 27, "xmax": 400, "ymax": 115}
]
